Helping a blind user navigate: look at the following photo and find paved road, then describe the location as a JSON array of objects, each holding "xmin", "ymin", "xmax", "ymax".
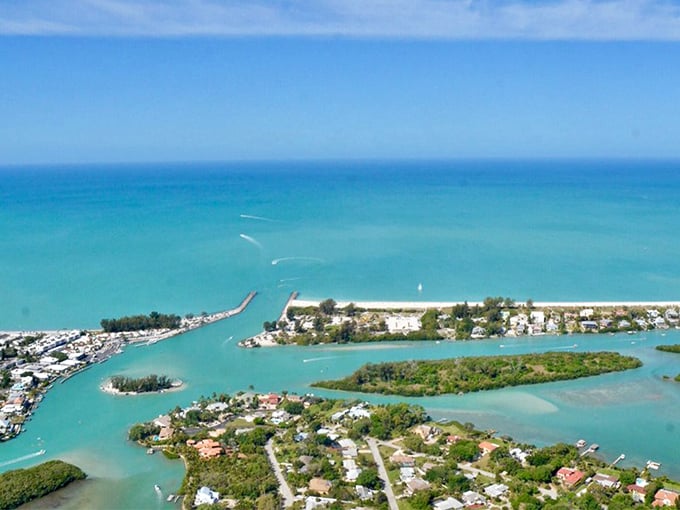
[
  {"xmin": 265, "ymin": 439, "xmax": 295, "ymax": 507},
  {"xmin": 367, "ymin": 438, "xmax": 399, "ymax": 510},
  {"xmin": 458, "ymin": 462, "xmax": 496, "ymax": 479}
]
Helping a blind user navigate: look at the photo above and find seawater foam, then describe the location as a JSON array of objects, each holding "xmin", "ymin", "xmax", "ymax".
[
  {"xmin": 272, "ymin": 257, "xmax": 324, "ymax": 265},
  {"xmin": 239, "ymin": 234, "xmax": 263, "ymax": 250},
  {"xmin": 240, "ymin": 214, "xmax": 277, "ymax": 222}
]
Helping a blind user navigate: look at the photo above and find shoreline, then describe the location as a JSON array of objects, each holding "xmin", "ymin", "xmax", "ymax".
[
  {"xmin": 292, "ymin": 298, "xmax": 680, "ymax": 309},
  {"xmin": 100, "ymin": 379, "xmax": 184, "ymax": 396},
  {"xmin": 239, "ymin": 293, "xmax": 680, "ymax": 348},
  {"xmin": 0, "ymin": 292, "xmax": 256, "ymax": 443}
]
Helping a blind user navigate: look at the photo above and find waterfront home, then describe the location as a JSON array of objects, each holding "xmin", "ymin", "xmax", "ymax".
[
  {"xmin": 581, "ymin": 321, "xmax": 598, "ymax": 332},
  {"xmin": 592, "ymin": 473, "xmax": 620, "ymax": 489},
  {"xmin": 556, "ymin": 467, "xmax": 585, "ymax": 487},
  {"xmin": 471, "ymin": 326, "xmax": 487, "ymax": 339},
  {"xmin": 158, "ymin": 427, "xmax": 173, "ymax": 441},
  {"xmin": 653, "ymin": 489, "xmax": 680, "ymax": 507},
  {"xmin": 194, "ymin": 486, "xmax": 219, "ymax": 506},
  {"xmin": 385, "ymin": 315, "xmax": 422, "ymax": 333},
  {"xmin": 509, "ymin": 448, "xmax": 529, "ymax": 464},
  {"xmin": 258, "ymin": 393, "xmax": 281, "ymax": 409},
  {"xmin": 478, "ymin": 441, "xmax": 499, "ymax": 455},
  {"xmin": 188, "ymin": 438, "xmax": 224, "ymax": 458},
  {"xmin": 627, "ymin": 484, "xmax": 647, "ymax": 503},
  {"xmin": 434, "ymin": 496, "xmax": 465, "ymax": 510},
  {"xmin": 153, "ymin": 415, "xmax": 172, "ymax": 428},
  {"xmin": 308, "ymin": 477, "xmax": 332, "ymax": 495}
]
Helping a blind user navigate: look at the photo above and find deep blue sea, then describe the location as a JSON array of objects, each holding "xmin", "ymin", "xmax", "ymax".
[{"xmin": 1, "ymin": 160, "xmax": 680, "ymax": 509}]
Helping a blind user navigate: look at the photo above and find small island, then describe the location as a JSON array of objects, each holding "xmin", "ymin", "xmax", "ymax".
[
  {"xmin": 313, "ymin": 351, "xmax": 643, "ymax": 396},
  {"xmin": 102, "ymin": 374, "xmax": 182, "ymax": 395},
  {"xmin": 656, "ymin": 344, "xmax": 680, "ymax": 354},
  {"xmin": 0, "ymin": 460, "xmax": 86, "ymax": 509}
]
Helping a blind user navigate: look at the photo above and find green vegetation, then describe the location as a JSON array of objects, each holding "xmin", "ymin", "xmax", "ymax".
[
  {"xmin": 100, "ymin": 311, "xmax": 181, "ymax": 332},
  {"xmin": 128, "ymin": 422, "xmax": 161, "ymax": 441},
  {"xmin": 179, "ymin": 429, "xmax": 280, "ymax": 508},
  {"xmin": 313, "ymin": 351, "xmax": 643, "ymax": 396},
  {"xmin": 110, "ymin": 374, "xmax": 174, "ymax": 393},
  {"xmin": 656, "ymin": 344, "xmax": 680, "ymax": 354},
  {"xmin": 0, "ymin": 460, "xmax": 86, "ymax": 509}
]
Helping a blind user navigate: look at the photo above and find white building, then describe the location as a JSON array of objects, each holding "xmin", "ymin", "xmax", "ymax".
[{"xmin": 194, "ymin": 486, "xmax": 219, "ymax": 506}]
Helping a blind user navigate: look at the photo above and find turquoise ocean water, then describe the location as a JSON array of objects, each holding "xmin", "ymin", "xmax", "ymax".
[{"xmin": 1, "ymin": 160, "xmax": 679, "ymax": 508}]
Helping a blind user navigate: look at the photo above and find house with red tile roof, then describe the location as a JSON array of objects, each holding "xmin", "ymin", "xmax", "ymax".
[
  {"xmin": 556, "ymin": 467, "xmax": 585, "ymax": 487},
  {"xmin": 653, "ymin": 489, "xmax": 679, "ymax": 507},
  {"xmin": 478, "ymin": 441, "xmax": 499, "ymax": 455}
]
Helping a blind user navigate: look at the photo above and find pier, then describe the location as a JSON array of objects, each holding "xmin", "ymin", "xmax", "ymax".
[{"xmin": 278, "ymin": 291, "xmax": 299, "ymax": 323}]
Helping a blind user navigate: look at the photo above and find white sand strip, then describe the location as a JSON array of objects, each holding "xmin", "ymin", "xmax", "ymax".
[{"xmin": 292, "ymin": 299, "xmax": 680, "ymax": 310}]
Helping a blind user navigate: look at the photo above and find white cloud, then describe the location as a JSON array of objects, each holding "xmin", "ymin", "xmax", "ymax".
[{"xmin": 1, "ymin": 0, "xmax": 680, "ymax": 39}]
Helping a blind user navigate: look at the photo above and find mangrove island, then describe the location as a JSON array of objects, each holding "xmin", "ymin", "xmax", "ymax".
[
  {"xmin": 312, "ymin": 351, "xmax": 643, "ymax": 396},
  {"xmin": 0, "ymin": 460, "xmax": 86, "ymax": 509}
]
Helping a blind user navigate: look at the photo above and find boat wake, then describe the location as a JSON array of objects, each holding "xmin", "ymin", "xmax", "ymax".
[
  {"xmin": 303, "ymin": 356, "xmax": 337, "ymax": 363},
  {"xmin": 272, "ymin": 257, "xmax": 324, "ymax": 266},
  {"xmin": 240, "ymin": 214, "xmax": 277, "ymax": 222},
  {"xmin": 551, "ymin": 344, "xmax": 578, "ymax": 350},
  {"xmin": 0, "ymin": 449, "xmax": 46, "ymax": 468},
  {"xmin": 240, "ymin": 234, "xmax": 263, "ymax": 250}
]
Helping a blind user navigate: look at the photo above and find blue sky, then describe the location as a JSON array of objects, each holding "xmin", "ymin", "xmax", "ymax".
[{"xmin": 1, "ymin": 1, "xmax": 680, "ymax": 164}]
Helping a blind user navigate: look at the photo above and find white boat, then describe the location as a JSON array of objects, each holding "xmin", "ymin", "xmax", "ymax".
[
  {"xmin": 576, "ymin": 439, "xmax": 586, "ymax": 448},
  {"xmin": 154, "ymin": 484, "xmax": 161, "ymax": 493},
  {"xmin": 417, "ymin": 283, "xmax": 423, "ymax": 292}
]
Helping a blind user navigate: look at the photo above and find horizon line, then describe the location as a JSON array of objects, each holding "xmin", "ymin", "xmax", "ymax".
[{"xmin": 3, "ymin": 155, "xmax": 680, "ymax": 170}]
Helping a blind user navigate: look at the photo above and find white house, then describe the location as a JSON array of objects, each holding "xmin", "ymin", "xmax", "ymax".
[{"xmin": 194, "ymin": 486, "xmax": 219, "ymax": 506}]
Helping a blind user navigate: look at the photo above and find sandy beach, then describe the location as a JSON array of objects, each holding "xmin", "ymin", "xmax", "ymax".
[{"xmin": 292, "ymin": 299, "xmax": 680, "ymax": 310}]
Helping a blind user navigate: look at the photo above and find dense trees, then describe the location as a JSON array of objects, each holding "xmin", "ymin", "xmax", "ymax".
[
  {"xmin": 128, "ymin": 422, "xmax": 161, "ymax": 441},
  {"xmin": 0, "ymin": 460, "xmax": 86, "ymax": 509},
  {"xmin": 100, "ymin": 311, "xmax": 181, "ymax": 332},
  {"xmin": 313, "ymin": 352, "xmax": 642, "ymax": 396},
  {"xmin": 110, "ymin": 374, "xmax": 173, "ymax": 393},
  {"xmin": 656, "ymin": 344, "xmax": 680, "ymax": 353}
]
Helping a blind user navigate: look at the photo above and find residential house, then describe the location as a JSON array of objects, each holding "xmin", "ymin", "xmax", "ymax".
[
  {"xmin": 653, "ymin": 489, "xmax": 679, "ymax": 507},
  {"xmin": 556, "ymin": 467, "xmax": 585, "ymax": 487},
  {"xmin": 405, "ymin": 478, "xmax": 430, "ymax": 495},
  {"xmin": 461, "ymin": 491, "xmax": 486, "ymax": 506},
  {"xmin": 627, "ymin": 484, "xmax": 647, "ymax": 503},
  {"xmin": 433, "ymin": 497, "xmax": 465, "ymax": 510},
  {"xmin": 390, "ymin": 453, "xmax": 415, "ymax": 467},
  {"xmin": 194, "ymin": 486, "xmax": 219, "ymax": 506},
  {"xmin": 484, "ymin": 483, "xmax": 509, "ymax": 498},
  {"xmin": 478, "ymin": 441, "xmax": 499, "ymax": 455},
  {"xmin": 593, "ymin": 473, "xmax": 620, "ymax": 489},
  {"xmin": 308, "ymin": 477, "xmax": 332, "ymax": 495}
]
